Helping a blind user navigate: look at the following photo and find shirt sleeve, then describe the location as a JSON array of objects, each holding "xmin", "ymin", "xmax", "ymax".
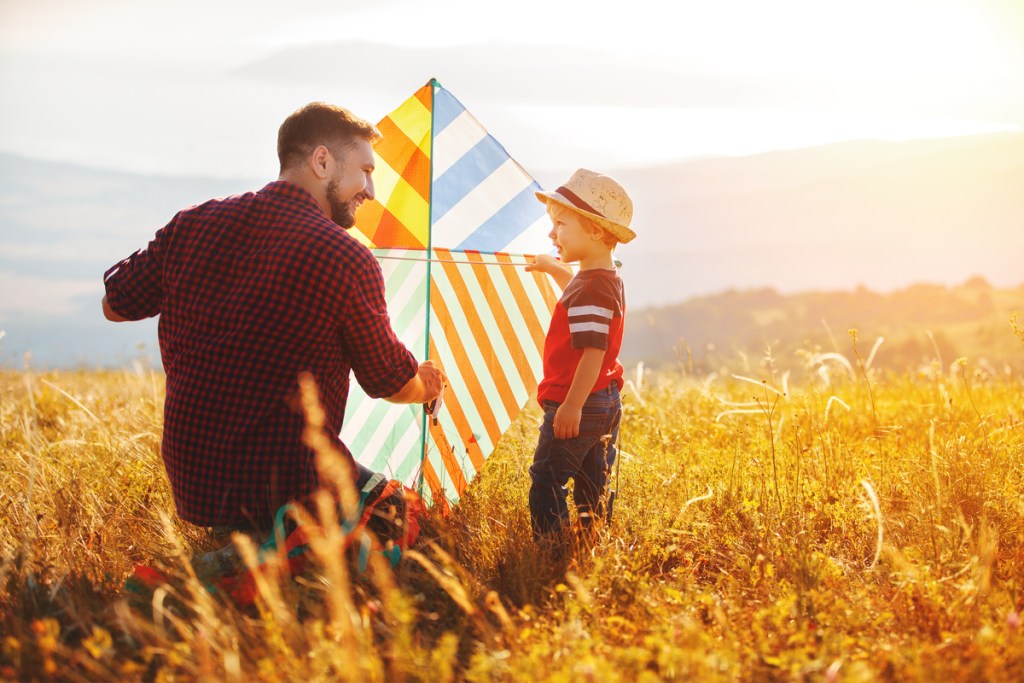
[
  {"xmin": 338, "ymin": 252, "xmax": 419, "ymax": 399},
  {"xmin": 103, "ymin": 215, "xmax": 176, "ymax": 320},
  {"xmin": 565, "ymin": 275, "xmax": 622, "ymax": 351}
]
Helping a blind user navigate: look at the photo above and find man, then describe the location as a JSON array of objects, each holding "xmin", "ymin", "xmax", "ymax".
[{"xmin": 102, "ymin": 102, "xmax": 444, "ymax": 533}]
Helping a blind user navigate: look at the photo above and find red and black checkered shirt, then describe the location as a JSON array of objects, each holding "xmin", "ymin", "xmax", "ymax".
[{"xmin": 104, "ymin": 181, "xmax": 419, "ymax": 528}]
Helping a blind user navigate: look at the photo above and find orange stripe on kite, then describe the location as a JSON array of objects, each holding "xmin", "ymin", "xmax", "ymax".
[
  {"xmin": 419, "ymin": 455, "xmax": 450, "ymax": 515},
  {"xmin": 435, "ymin": 250, "xmax": 520, "ymax": 422},
  {"xmin": 375, "ymin": 117, "xmax": 419, "ymax": 174},
  {"xmin": 373, "ymin": 207, "xmax": 426, "ymax": 250},
  {"xmin": 496, "ymin": 253, "xmax": 551, "ymax": 363},
  {"xmin": 464, "ymin": 251, "xmax": 537, "ymax": 394},
  {"xmin": 413, "ymin": 82, "xmax": 432, "ymax": 110},
  {"xmin": 427, "ymin": 418, "xmax": 469, "ymax": 497},
  {"xmin": 427, "ymin": 271, "xmax": 503, "ymax": 447},
  {"xmin": 402, "ymin": 146, "xmax": 431, "ymax": 203},
  {"xmin": 429, "ymin": 337, "xmax": 486, "ymax": 470}
]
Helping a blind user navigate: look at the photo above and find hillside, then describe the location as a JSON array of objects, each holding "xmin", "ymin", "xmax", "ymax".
[{"xmin": 623, "ymin": 277, "xmax": 1024, "ymax": 374}]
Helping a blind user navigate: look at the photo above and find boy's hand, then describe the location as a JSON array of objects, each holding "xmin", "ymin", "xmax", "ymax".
[
  {"xmin": 553, "ymin": 403, "xmax": 582, "ymax": 440},
  {"xmin": 525, "ymin": 253, "xmax": 561, "ymax": 274},
  {"xmin": 526, "ymin": 254, "xmax": 574, "ymax": 289}
]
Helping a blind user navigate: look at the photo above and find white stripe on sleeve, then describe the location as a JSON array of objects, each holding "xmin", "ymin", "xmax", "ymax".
[
  {"xmin": 567, "ymin": 305, "xmax": 613, "ymax": 319},
  {"xmin": 569, "ymin": 321, "xmax": 610, "ymax": 334}
]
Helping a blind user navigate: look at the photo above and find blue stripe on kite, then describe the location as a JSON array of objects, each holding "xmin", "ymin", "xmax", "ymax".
[
  {"xmin": 432, "ymin": 86, "xmax": 467, "ymax": 136},
  {"xmin": 455, "ymin": 185, "xmax": 547, "ymax": 252},
  {"xmin": 431, "ymin": 136, "xmax": 509, "ymax": 221}
]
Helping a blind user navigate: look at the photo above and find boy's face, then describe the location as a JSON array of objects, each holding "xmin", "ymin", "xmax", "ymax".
[{"xmin": 547, "ymin": 205, "xmax": 603, "ymax": 264}]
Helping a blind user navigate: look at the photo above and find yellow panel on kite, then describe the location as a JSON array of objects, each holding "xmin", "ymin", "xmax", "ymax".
[{"xmin": 354, "ymin": 83, "xmax": 433, "ymax": 250}]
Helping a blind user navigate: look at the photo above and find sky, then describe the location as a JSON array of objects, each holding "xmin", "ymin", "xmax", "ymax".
[
  {"xmin": 2, "ymin": 0, "xmax": 1024, "ymax": 182},
  {"xmin": 1, "ymin": 0, "xmax": 1023, "ymax": 365}
]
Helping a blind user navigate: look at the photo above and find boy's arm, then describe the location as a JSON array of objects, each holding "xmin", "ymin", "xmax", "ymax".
[
  {"xmin": 552, "ymin": 347, "xmax": 605, "ymax": 439},
  {"xmin": 526, "ymin": 254, "xmax": 573, "ymax": 290}
]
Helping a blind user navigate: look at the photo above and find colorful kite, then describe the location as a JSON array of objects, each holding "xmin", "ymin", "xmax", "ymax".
[{"xmin": 341, "ymin": 78, "xmax": 561, "ymax": 510}]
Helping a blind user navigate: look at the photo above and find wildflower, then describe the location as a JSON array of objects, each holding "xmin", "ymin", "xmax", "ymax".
[{"xmin": 83, "ymin": 626, "xmax": 113, "ymax": 660}]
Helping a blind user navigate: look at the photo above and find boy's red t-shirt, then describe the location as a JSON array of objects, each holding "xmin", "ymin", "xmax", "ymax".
[{"xmin": 537, "ymin": 268, "xmax": 625, "ymax": 405}]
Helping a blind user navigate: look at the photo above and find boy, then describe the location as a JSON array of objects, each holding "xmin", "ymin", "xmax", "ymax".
[{"xmin": 525, "ymin": 168, "xmax": 636, "ymax": 545}]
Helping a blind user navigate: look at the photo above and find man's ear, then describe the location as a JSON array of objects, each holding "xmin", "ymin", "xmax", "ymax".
[{"xmin": 310, "ymin": 145, "xmax": 331, "ymax": 179}]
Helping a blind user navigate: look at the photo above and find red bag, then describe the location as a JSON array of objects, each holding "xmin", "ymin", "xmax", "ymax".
[{"xmin": 127, "ymin": 474, "xmax": 425, "ymax": 607}]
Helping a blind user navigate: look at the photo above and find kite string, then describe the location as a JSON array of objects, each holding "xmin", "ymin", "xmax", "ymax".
[
  {"xmin": 375, "ymin": 254, "xmax": 617, "ymax": 269},
  {"xmin": 375, "ymin": 255, "xmax": 538, "ymax": 266}
]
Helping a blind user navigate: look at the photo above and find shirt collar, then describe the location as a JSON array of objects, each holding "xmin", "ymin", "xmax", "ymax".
[{"xmin": 260, "ymin": 180, "xmax": 324, "ymax": 214}]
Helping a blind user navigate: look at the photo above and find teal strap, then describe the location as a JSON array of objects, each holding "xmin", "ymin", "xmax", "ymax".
[
  {"xmin": 344, "ymin": 473, "xmax": 386, "ymax": 531},
  {"xmin": 261, "ymin": 503, "xmax": 298, "ymax": 554}
]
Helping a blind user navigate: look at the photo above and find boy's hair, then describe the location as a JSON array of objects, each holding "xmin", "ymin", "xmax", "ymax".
[
  {"xmin": 597, "ymin": 222, "xmax": 618, "ymax": 249},
  {"xmin": 277, "ymin": 103, "xmax": 381, "ymax": 172},
  {"xmin": 583, "ymin": 215, "xmax": 617, "ymax": 249}
]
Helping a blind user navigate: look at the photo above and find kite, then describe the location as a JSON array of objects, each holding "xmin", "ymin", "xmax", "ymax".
[{"xmin": 341, "ymin": 78, "xmax": 562, "ymax": 511}]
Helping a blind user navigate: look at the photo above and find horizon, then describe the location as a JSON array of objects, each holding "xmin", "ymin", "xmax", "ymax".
[{"xmin": 3, "ymin": 272, "xmax": 1021, "ymax": 370}]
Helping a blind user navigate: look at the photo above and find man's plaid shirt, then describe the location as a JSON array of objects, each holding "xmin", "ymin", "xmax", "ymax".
[{"xmin": 104, "ymin": 181, "xmax": 418, "ymax": 527}]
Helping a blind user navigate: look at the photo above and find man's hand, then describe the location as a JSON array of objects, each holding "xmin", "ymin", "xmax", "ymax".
[
  {"xmin": 552, "ymin": 402, "xmax": 582, "ymax": 440},
  {"xmin": 386, "ymin": 360, "xmax": 446, "ymax": 404},
  {"xmin": 102, "ymin": 295, "xmax": 128, "ymax": 322},
  {"xmin": 417, "ymin": 360, "xmax": 445, "ymax": 403}
]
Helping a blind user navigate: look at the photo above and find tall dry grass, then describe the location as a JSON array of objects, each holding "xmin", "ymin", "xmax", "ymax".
[{"xmin": 2, "ymin": 341, "xmax": 1024, "ymax": 681}]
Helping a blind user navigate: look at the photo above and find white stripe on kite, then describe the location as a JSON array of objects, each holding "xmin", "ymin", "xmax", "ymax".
[
  {"xmin": 432, "ymin": 160, "xmax": 535, "ymax": 248},
  {"xmin": 455, "ymin": 254, "xmax": 531, "ymax": 407},
  {"xmin": 484, "ymin": 254, "xmax": 545, "ymax": 377},
  {"xmin": 503, "ymin": 214, "xmax": 553, "ymax": 258},
  {"xmin": 433, "ymin": 110, "xmax": 486, "ymax": 178}
]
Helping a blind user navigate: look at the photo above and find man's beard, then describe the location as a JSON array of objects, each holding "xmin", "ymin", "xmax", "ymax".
[{"xmin": 326, "ymin": 179, "xmax": 356, "ymax": 228}]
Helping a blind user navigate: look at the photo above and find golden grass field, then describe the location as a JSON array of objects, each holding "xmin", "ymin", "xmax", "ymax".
[{"xmin": 2, "ymin": 329, "xmax": 1024, "ymax": 682}]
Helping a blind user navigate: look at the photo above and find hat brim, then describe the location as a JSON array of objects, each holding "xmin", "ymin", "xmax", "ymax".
[{"xmin": 535, "ymin": 190, "xmax": 636, "ymax": 244}]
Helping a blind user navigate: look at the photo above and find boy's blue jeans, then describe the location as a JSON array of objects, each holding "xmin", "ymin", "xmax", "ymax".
[{"xmin": 529, "ymin": 384, "xmax": 621, "ymax": 540}]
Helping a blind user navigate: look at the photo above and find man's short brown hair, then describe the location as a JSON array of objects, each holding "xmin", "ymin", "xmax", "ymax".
[{"xmin": 277, "ymin": 103, "xmax": 381, "ymax": 172}]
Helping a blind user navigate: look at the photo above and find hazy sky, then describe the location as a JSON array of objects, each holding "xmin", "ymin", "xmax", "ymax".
[{"xmin": 2, "ymin": 0, "xmax": 1023, "ymax": 181}]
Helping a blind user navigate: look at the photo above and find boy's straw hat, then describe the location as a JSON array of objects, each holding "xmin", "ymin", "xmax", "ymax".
[{"xmin": 535, "ymin": 169, "xmax": 635, "ymax": 243}]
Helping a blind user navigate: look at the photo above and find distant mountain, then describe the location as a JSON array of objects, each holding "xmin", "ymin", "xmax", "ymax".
[
  {"xmin": 0, "ymin": 153, "xmax": 257, "ymax": 368},
  {"xmin": 622, "ymin": 278, "xmax": 1024, "ymax": 375},
  {"xmin": 609, "ymin": 132, "xmax": 1024, "ymax": 307},
  {"xmin": 2, "ymin": 132, "xmax": 1023, "ymax": 368}
]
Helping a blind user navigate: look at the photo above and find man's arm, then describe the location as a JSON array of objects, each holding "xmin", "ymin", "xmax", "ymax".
[
  {"xmin": 102, "ymin": 295, "xmax": 128, "ymax": 322},
  {"xmin": 384, "ymin": 359, "xmax": 445, "ymax": 405},
  {"xmin": 552, "ymin": 347, "xmax": 605, "ymax": 439},
  {"xmin": 102, "ymin": 221, "xmax": 173, "ymax": 323}
]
